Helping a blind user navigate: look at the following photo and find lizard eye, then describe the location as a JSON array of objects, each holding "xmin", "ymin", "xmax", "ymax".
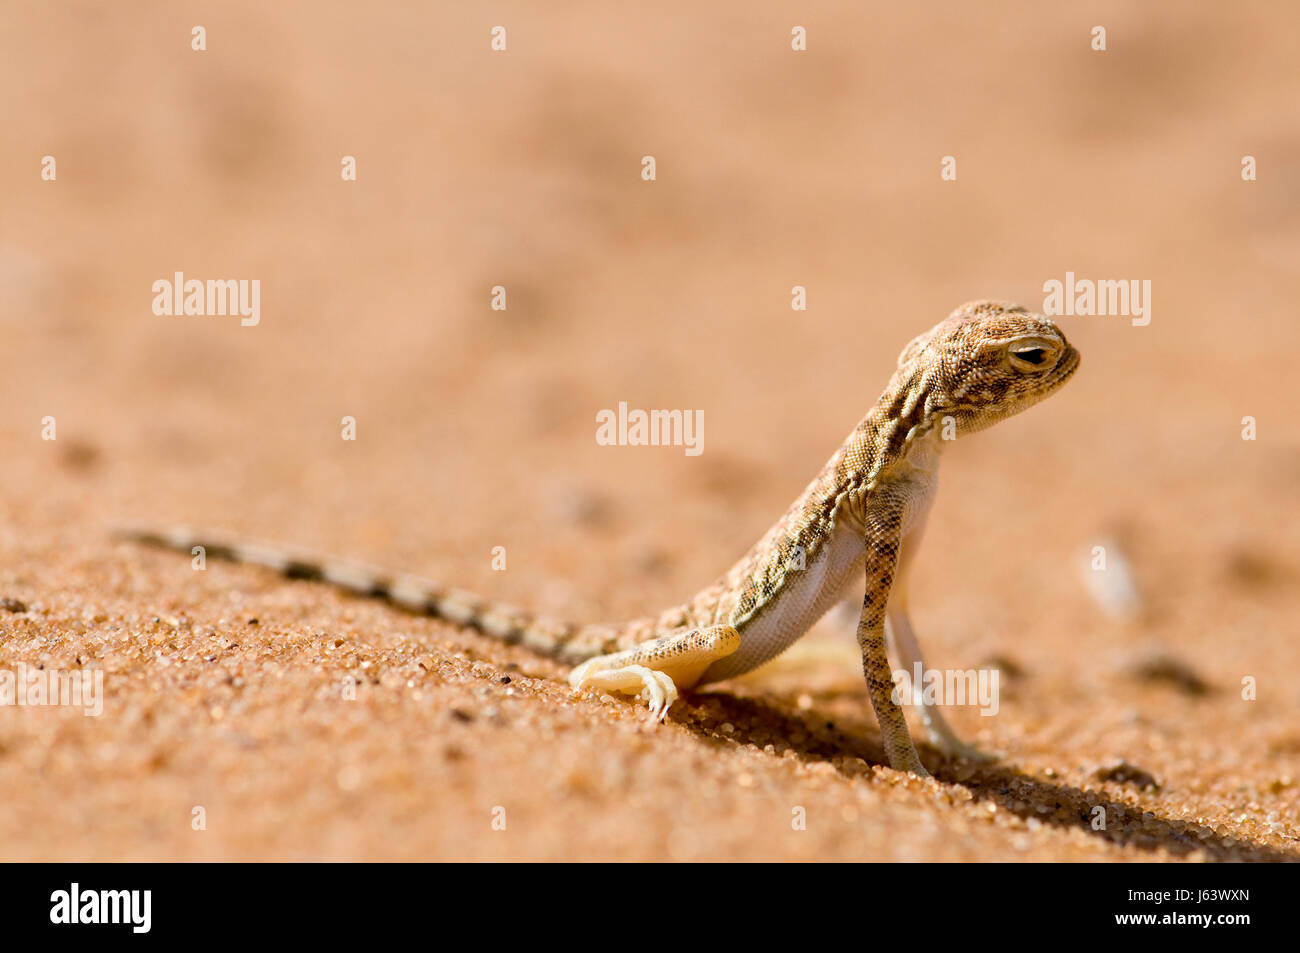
[{"xmin": 1008, "ymin": 341, "xmax": 1058, "ymax": 372}]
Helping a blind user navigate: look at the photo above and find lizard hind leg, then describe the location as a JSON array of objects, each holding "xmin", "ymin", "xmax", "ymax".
[
  {"xmin": 885, "ymin": 611, "xmax": 1000, "ymax": 763},
  {"xmin": 568, "ymin": 624, "xmax": 741, "ymax": 722}
]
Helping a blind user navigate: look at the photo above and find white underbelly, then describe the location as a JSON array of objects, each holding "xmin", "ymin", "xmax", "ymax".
[{"xmin": 699, "ymin": 521, "xmax": 865, "ymax": 683}]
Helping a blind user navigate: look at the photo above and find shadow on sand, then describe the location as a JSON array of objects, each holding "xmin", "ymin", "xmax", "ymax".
[{"xmin": 682, "ymin": 692, "xmax": 1296, "ymax": 862}]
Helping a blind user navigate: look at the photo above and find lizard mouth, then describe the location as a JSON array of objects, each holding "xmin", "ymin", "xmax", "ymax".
[{"xmin": 1050, "ymin": 345, "xmax": 1081, "ymax": 386}]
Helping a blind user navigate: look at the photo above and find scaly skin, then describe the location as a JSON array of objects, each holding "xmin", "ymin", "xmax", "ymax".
[{"xmin": 121, "ymin": 300, "xmax": 1080, "ymax": 777}]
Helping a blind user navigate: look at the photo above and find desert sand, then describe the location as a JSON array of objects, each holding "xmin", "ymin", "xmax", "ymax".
[{"xmin": 1, "ymin": 2, "xmax": 1298, "ymax": 860}]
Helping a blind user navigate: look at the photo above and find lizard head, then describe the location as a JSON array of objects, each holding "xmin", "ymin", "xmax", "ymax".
[{"xmin": 899, "ymin": 300, "xmax": 1080, "ymax": 437}]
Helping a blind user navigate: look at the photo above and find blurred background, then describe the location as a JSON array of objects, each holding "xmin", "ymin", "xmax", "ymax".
[{"xmin": 1, "ymin": 1, "xmax": 1297, "ymax": 860}]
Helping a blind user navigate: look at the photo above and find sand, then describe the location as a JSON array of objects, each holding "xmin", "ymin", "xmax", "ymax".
[{"xmin": 1, "ymin": 1, "xmax": 1298, "ymax": 860}]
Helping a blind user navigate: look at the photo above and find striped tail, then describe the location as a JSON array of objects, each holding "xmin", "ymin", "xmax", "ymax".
[{"xmin": 115, "ymin": 525, "xmax": 631, "ymax": 664}]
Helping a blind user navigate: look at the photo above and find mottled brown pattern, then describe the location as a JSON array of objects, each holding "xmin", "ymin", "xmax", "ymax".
[
  {"xmin": 539, "ymin": 302, "xmax": 1079, "ymax": 672},
  {"xmin": 121, "ymin": 301, "xmax": 1079, "ymax": 768}
]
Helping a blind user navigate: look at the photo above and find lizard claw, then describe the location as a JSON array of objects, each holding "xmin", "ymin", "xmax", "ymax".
[
  {"xmin": 643, "ymin": 671, "xmax": 678, "ymax": 722},
  {"xmin": 929, "ymin": 731, "xmax": 1000, "ymax": 764},
  {"xmin": 570, "ymin": 661, "xmax": 679, "ymax": 723},
  {"xmin": 944, "ymin": 743, "xmax": 1000, "ymax": 764}
]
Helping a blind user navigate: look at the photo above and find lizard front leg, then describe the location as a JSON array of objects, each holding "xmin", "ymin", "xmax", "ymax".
[
  {"xmin": 857, "ymin": 510, "xmax": 930, "ymax": 777},
  {"xmin": 568, "ymin": 624, "xmax": 740, "ymax": 722}
]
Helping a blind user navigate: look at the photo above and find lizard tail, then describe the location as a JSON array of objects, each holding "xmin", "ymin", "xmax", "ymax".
[{"xmin": 114, "ymin": 525, "xmax": 625, "ymax": 664}]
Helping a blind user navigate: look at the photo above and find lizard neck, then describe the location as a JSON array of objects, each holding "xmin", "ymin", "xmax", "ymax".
[
  {"xmin": 843, "ymin": 368, "xmax": 944, "ymax": 483},
  {"xmin": 709, "ymin": 372, "xmax": 946, "ymax": 631},
  {"xmin": 893, "ymin": 419, "xmax": 945, "ymax": 473}
]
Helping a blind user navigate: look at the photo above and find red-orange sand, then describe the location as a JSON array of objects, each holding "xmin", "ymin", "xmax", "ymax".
[{"xmin": 1, "ymin": 2, "xmax": 1297, "ymax": 860}]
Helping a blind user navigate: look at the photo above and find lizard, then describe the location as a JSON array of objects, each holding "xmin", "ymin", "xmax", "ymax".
[{"xmin": 120, "ymin": 300, "xmax": 1079, "ymax": 777}]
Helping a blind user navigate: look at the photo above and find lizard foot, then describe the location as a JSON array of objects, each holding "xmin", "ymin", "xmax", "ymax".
[
  {"xmin": 928, "ymin": 728, "xmax": 1000, "ymax": 763},
  {"xmin": 913, "ymin": 701, "xmax": 1001, "ymax": 763},
  {"xmin": 568, "ymin": 624, "xmax": 739, "ymax": 723},
  {"xmin": 943, "ymin": 742, "xmax": 1000, "ymax": 764},
  {"xmin": 570, "ymin": 662, "xmax": 679, "ymax": 722},
  {"xmin": 890, "ymin": 745, "xmax": 932, "ymax": 778}
]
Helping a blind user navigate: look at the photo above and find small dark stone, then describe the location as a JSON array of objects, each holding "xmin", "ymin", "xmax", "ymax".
[
  {"xmin": 450, "ymin": 708, "xmax": 474, "ymax": 723},
  {"xmin": 1094, "ymin": 759, "xmax": 1161, "ymax": 791},
  {"xmin": 980, "ymin": 653, "xmax": 1027, "ymax": 679},
  {"xmin": 1127, "ymin": 649, "xmax": 1211, "ymax": 696},
  {"xmin": 59, "ymin": 440, "xmax": 100, "ymax": 472},
  {"xmin": 499, "ymin": 676, "xmax": 512, "ymax": 684},
  {"xmin": 1224, "ymin": 547, "xmax": 1280, "ymax": 586},
  {"xmin": 0, "ymin": 597, "xmax": 28, "ymax": 613},
  {"xmin": 283, "ymin": 561, "xmax": 324, "ymax": 581}
]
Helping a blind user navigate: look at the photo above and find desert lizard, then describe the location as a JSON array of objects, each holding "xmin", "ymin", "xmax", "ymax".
[{"xmin": 122, "ymin": 300, "xmax": 1079, "ymax": 777}]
